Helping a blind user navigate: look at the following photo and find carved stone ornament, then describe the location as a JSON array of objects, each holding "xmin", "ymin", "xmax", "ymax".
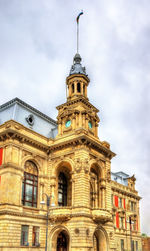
[
  {"xmin": 109, "ymin": 232, "xmax": 113, "ymax": 239},
  {"xmin": 74, "ymin": 228, "xmax": 80, "ymax": 234},
  {"xmin": 24, "ymin": 160, "xmax": 38, "ymax": 175},
  {"xmin": 86, "ymin": 228, "xmax": 90, "ymax": 236},
  {"xmin": 75, "ymin": 158, "xmax": 82, "ymax": 173},
  {"xmin": 83, "ymin": 158, "xmax": 90, "ymax": 173},
  {"xmin": 107, "ymin": 170, "xmax": 111, "ymax": 182},
  {"xmin": 75, "ymin": 158, "xmax": 90, "ymax": 173}
]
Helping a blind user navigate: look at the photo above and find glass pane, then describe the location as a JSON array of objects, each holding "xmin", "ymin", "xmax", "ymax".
[
  {"xmin": 58, "ymin": 193, "xmax": 63, "ymax": 201},
  {"xmin": 26, "ymin": 179, "xmax": 34, "ymax": 185},
  {"xmin": 26, "ymin": 184, "xmax": 33, "ymax": 194},
  {"xmin": 22, "ymin": 184, "xmax": 24, "ymax": 198},
  {"xmin": 25, "ymin": 201, "xmax": 32, "ymax": 207},
  {"xmin": 33, "ymin": 188, "xmax": 37, "ymax": 202}
]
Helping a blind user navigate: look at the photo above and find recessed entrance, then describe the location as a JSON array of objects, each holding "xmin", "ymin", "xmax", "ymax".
[
  {"xmin": 93, "ymin": 229, "xmax": 107, "ymax": 251},
  {"xmin": 57, "ymin": 231, "xmax": 68, "ymax": 251}
]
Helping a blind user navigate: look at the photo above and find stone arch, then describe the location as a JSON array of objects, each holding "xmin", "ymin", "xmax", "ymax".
[
  {"xmin": 53, "ymin": 158, "xmax": 74, "ymax": 177},
  {"xmin": 54, "ymin": 160, "xmax": 73, "ymax": 207},
  {"xmin": 21, "ymin": 155, "xmax": 41, "ymax": 175},
  {"xmin": 93, "ymin": 226, "xmax": 108, "ymax": 251},
  {"xmin": 49, "ymin": 225, "xmax": 70, "ymax": 251},
  {"xmin": 89, "ymin": 160, "xmax": 104, "ymax": 176}
]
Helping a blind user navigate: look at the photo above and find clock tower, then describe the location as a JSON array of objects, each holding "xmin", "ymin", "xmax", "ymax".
[{"xmin": 57, "ymin": 53, "xmax": 100, "ymax": 139}]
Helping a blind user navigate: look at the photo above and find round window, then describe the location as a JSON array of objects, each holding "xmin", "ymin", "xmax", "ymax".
[{"xmin": 26, "ymin": 114, "xmax": 34, "ymax": 126}]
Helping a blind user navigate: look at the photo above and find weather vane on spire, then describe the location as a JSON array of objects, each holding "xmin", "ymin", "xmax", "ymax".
[{"xmin": 76, "ymin": 10, "xmax": 83, "ymax": 53}]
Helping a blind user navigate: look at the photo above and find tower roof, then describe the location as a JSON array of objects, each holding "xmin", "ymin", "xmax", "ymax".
[{"xmin": 69, "ymin": 53, "xmax": 87, "ymax": 76}]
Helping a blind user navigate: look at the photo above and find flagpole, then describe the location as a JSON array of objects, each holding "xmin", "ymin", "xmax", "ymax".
[
  {"xmin": 76, "ymin": 11, "xmax": 83, "ymax": 54},
  {"xmin": 77, "ymin": 21, "xmax": 79, "ymax": 53}
]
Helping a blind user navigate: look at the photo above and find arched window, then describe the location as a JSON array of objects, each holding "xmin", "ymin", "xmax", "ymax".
[
  {"xmin": 72, "ymin": 83, "xmax": 74, "ymax": 93},
  {"xmin": 58, "ymin": 172, "xmax": 67, "ymax": 206},
  {"xmin": 22, "ymin": 161, "xmax": 38, "ymax": 208},
  {"xmin": 77, "ymin": 82, "xmax": 81, "ymax": 92}
]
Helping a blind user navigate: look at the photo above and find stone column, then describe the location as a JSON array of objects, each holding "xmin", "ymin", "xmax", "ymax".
[{"xmin": 74, "ymin": 81, "xmax": 77, "ymax": 94}]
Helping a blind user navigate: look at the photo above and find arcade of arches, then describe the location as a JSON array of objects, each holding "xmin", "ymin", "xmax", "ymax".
[{"xmin": 50, "ymin": 228, "xmax": 107, "ymax": 251}]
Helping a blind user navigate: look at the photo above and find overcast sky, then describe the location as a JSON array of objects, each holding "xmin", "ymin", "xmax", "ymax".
[{"xmin": 0, "ymin": 0, "xmax": 150, "ymax": 235}]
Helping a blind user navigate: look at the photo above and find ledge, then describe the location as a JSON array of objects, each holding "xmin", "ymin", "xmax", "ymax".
[{"xmin": 92, "ymin": 208, "xmax": 112, "ymax": 223}]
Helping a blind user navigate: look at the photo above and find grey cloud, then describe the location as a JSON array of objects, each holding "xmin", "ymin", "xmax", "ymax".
[{"xmin": 0, "ymin": 0, "xmax": 150, "ymax": 234}]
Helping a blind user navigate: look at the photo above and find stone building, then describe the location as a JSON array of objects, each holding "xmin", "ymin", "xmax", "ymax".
[
  {"xmin": 142, "ymin": 236, "xmax": 150, "ymax": 251},
  {"xmin": 0, "ymin": 53, "xmax": 142, "ymax": 250}
]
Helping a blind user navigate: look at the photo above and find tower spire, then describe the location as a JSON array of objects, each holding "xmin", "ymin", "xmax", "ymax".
[{"xmin": 76, "ymin": 11, "xmax": 83, "ymax": 54}]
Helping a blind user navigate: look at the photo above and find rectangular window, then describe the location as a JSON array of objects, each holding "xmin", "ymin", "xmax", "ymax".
[
  {"xmin": 131, "ymin": 240, "xmax": 134, "ymax": 251},
  {"xmin": 135, "ymin": 241, "xmax": 138, "ymax": 251},
  {"xmin": 22, "ymin": 172, "xmax": 38, "ymax": 208},
  {"xmin": 119, "ymin": 197, "xmax": 122, "ymax": 208},
  {"xmin": 21, "ymin": 225, "xmax": 29, "ymax": 246},
  {"xmin": 32, "ymin": 226, "xmax": 40, "ymax": 246},
  {"xmin": 131, "ymin": 201, "xmax": 136, "ymax": 212},
  {"xmin": 119, "ymin": 217, "xmax": 124, "ymax": 229},
  {"xmin": 133, "ymin": 221, "xmax": 136, "ymax": 231},
  {"xmin": 121, "ymin": 239, "xmax": 124, "ymax": 251}
]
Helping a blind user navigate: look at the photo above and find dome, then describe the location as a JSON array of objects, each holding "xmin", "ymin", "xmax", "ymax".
[{"xmin": 69, "ymin": 53, "xmax": 87, "ymax": 76}]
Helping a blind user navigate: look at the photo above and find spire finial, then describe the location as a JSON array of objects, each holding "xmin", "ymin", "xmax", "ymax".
[{"xmin": 76, "ymin": 11, "xmax": 83, "ymax": 53}]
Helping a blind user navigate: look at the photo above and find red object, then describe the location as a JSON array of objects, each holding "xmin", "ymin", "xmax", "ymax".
[
  {"xmin": 123, "ymin": 198, "xmax": 126, "ymax": 209},
  {"xmin": 0, "ymin": 148, "xmax": 3, "ymax": 165},
  {"xmin": 114, "ymin": 195, "xmax": 118, "ymax": 207},
  {"xmin": 116, "ymin": 212, "xmax": 119, "ymax": 228}
]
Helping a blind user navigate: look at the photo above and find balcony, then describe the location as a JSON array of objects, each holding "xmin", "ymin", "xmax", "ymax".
[
  {"xmin": 92, "ymin": 208, "xmax": 112, "ymax": 223},
  {"xmin": 49, "ymin": 207, "xmax": 72, "ymax": 222}
]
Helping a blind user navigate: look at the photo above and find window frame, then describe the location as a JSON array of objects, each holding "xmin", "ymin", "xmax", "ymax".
[
  {"xmin": 22, "ymin": 171, "xmax": 38, "ymax": 208},
  {"xmin": 120, "ymin": 239, "xmax": 124, "ymax": 251},
  {"xmin": 21, "ymin": 225, "xmax": 29, "ymax": 246},
  {"xmin": 32, "ymin": 226, "xmax": 40, "ymax": 247},
  {"xmin": 58, "ymin": 172, "xmax": 67, "ymax": 207}
]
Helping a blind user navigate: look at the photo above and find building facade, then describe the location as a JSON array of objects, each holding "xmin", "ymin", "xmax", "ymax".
[{"xmin": 0, "ymin": 53, "xmax": 142, "ymax": 250}]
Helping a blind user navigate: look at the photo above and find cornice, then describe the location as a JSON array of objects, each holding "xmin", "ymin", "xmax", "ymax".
[
  {"xmin": 0, "ymin": 162, "xmax": 24, "ymax": 172},
  {"xmin": 50, "ymin": 134, "xmax": 116, "ymax": 159},
  {"xmin": 0, "ymin": 120, "xmax": 50, "ymax": 152},
  {"xmin": 66, "ymin": 73, "xmax": 90, "ymax": 83},
  {"xmin": 0, "ymin": 120, "xmax": 115, "ymax": 159},
  {"xmin": 56, "ymin": 97, "xmax": 99, "ymax": 113},
  {"xmin": 111, "ymin": 182, "xmax": 141, "ymax": 200}
]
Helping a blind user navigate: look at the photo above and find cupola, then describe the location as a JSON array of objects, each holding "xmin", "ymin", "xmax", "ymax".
[{"xmin": 66, "ymin": 53, "xmax": 90, "ymax": 101}]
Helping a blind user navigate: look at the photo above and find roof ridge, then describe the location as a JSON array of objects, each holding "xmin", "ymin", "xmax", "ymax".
[{"xmin": 0, "ymin": 97, "xmax": 57, "ymax": 125}]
